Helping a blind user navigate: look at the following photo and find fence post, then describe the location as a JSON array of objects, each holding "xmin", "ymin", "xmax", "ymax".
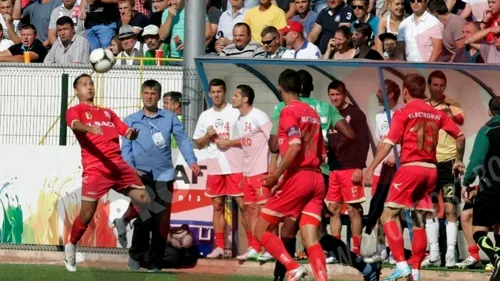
[{"xmin": 59, "ymin": 73, "xmax": 69, "ymax": 146}]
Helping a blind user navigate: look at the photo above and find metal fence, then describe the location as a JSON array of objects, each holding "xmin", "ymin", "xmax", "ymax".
[{"xmin": 0, "ymin": 63, "xmax": 202, "ymax": 146}]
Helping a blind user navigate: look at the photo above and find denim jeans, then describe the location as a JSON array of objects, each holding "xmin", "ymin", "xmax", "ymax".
[
  {"xmin": 86, "ymin": 22, "xmax": 117, "ymax": 52},
  {"xmin": 312, "ymin": 0, "xmax": 328, "ymax": 13}
]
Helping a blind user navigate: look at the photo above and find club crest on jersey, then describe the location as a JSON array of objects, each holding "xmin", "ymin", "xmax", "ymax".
[
  {"xmin": 214, "ymin": 118, "xmax": 224, "ymax": 128},
  {"xmin": 104, "ymin": 111, "xmax": 111, "ymax": 119},
  {"xmin": 85, "ymin": 112, "xmax": 92, "ymax": 120}
]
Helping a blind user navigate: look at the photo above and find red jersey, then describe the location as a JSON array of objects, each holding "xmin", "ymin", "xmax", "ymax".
[
  {"xmin": 277, "ymin": 100, "xmax": 326, "ymax": 171},
  {"xmin": 66, "ymin": 103, "xmax": 131, "ymax": 169},
  {"xmin": 485, "ymin": 16, "xmax": 500, "ymax": 43},
  {"xmin": 384, "ymin": 99, "xmax": 463, "ymax": 164}
]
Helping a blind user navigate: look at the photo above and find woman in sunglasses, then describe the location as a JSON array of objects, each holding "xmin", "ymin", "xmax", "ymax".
[{"xmin": 375, "ymin": 0, "xmax": 405, "ymax": 56}]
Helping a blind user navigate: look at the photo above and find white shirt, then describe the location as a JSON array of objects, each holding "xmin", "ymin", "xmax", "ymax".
[
  {"xmin": 193, "ymin": 104, "xmax": 244, "ymax": 175},
  {"xmin": 374, "ymin": 104, "xmax": 402, "ymax": 176},
  {"xmin": 216, "ymin": 7, "xmax": 247, "ymax": 40},
  {"xmin": 461, "ymin": 0, "xmax": 489, "ymax": 22},
  {"xmin": 0, "ymin": 15, "xmax": 20, "ymax": 42},
  {"xmin": 282, "ymin": 41, "xmax": 321, "ymax": 59},
  {"xmin": 0, "ymin": 39, "xmax": 13, "ymax": 52},
  {"xmin": 398, "ymin": 11, "xmax": 443, "ymax": 62},
  {"xmin": 237, "ymin": 107, "xmax": 272, "ymax": 176}
]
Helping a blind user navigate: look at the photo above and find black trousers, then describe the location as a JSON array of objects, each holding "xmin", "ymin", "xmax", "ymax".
[{"xmin": 129, "ymin": 172, "xmax": 173, "ymax": 269}]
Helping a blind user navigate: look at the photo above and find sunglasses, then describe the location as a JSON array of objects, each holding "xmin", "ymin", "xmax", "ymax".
[
  {"xmin": 409, "ymin": 0, "xmax": 424, "ymax": 3},
  {"xmin": 261, "ymin": 36, "xmax": 277, "ymax": 45},
  {"xmin": 352, "ymin": 5, "xmax": 365, "ymax": 9}
]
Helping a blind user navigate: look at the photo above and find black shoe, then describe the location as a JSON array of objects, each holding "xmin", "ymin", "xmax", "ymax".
[
  {"xmin": 363, "ymin": 262, "xmax": 381, "ymax": 281},
  {"xmin": 490, "ymin": 255, "xmax": 500, "ymax": 281},
  {"xmin": 273, "ymin": 276, "xmax": 285, "ymax": 281}
]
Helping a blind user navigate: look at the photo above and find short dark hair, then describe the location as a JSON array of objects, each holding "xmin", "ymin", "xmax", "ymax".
[
  {"xmin": 56, "ymin": 16, "xmax": 75, "ymax": 27},
  {"xmin": 73, "ymin": 74, "xmax": 92, "ymax": 89},
  {"xmin": 261, "ymin": 26, "xmax": 279, "ymax": 40},
  {"xmin": 328, "ymin": 80, "xmax": 347, "ymax": 95},
  {"xmin": 233, "ymin": 22, "xmax": 251, "ymax": 37},
  {"xmin": 403, "ymin": 74, "xmax": 427, "ymax": 99},
  {"xmin": 427, "ymin": 70, "xmax": 447, "ymax": 85},
  {"xmin": 209, "ymin": 78, "xmax": 226, "ymax": 92},
  {"xmin": 278, "ymin": 69, "xmax": 301, "ymax": 95},
  {"xmin": 20, "ymin": 24, "xmax": 37, "ymax": 35},
  {"xmin": 353, "ymin": 22, "xmax": 373, "ymax": 39},
  {"xmin": 297, "ymin": 69, "xmax": 314, "ymax": 98},
  {"xmin": 427, "ymin": 0, "xmax": 449, "ymax": 15},
  {"xmin": 236, "ymin": 85, "xmax": 255, "ymax": 105},
  {"xmin": 385, "ymin": 79, "xmax": 401, "ymax": 102},
  {"xmin": 335, "ymin": 25, "xmax": 351, "ymax": 40},
  {"xmin": 163, "ymin": 91, "xmax": 182, "ymax": 104},
  {"xmin": 489, "ymin": 97, "xmax": 500, "ymax": 116},
  {"xmin": 141, "ymin": 79, "xmax": 162, "ymax": 94}
]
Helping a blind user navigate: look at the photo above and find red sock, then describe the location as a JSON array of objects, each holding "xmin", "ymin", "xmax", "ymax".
[
  {"xmin": 411, "ymin": 228, "xmax": 427, "ymax": 270},
  {"xmin": 215, "ymin": 232, "xmax": 225, "ymax": 249},
  {"xmin": 384, "ymin": 220, "xmax": 405, "ymax": 262},
  {"xmin": 70, "ymin": 216, "xmax": 88, "ymax": 245},
  {"xmin": 333, "ymin": 234, "xmax": 341, "ymax": 240},
  {"xmin": 469, "ymin": 245, "xmax": 480, "ymax": 261},
  {"xmin": 261, "ymin": 232, "xmax": 300, "ymax": 271},
  {"xmin": 352, "ymin": 235, "xmax": 362, "ymax": 256},
  {"xmin": 123, "ymin": 203, "xmax": 138, "ymax": 222},
  {"xmin": 307, "ymin": 244, "xmax": 328, "ymax": 281}
]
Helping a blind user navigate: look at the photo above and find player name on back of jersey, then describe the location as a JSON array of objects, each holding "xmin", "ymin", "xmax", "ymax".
[
  {"xmin": 301, "ymin": 116, "xmax": 321, "ymax": 124},
  {"xmin": 408, "ymin": 112, "xmax": 442, "ymax": 120}
]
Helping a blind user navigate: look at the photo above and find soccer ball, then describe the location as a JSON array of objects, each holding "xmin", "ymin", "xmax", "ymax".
[{"xmin": 89, "ymin": 48, "xmax": 116, "ymax": 73}]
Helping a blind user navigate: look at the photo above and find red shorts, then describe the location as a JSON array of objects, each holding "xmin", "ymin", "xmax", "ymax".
[
  {"xmin": 385, "ymin": 164, "xmax": 437, "ymax": 211},
  {"xmin": 82, "ymin": 161, "xmax": 144, "ymax": 201},
  {"xmin": 243, "ymin": 173, "xmax": 271, "ymax": 204},
  {"xmin": 325, "ymin": 169, "xmax": 366, "ymax": 204},
  {"xmin": 261, "ymin": 170, "xmax": 325, "ymax": 223},
  {"xmin": 205, "ymin": 173, "xmax": 244, "ymax": 197},
  {"xmin": 371, "ymin": 175, "xmax": 380, "ymax": 196}
]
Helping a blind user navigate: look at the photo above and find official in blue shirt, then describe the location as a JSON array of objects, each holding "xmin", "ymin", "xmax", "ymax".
[{"xmin": 120, "ymin": 79, "xmax": 200, "ymax": 271}]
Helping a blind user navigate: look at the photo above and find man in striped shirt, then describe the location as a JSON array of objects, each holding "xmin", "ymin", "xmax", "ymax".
[{"xmin": 219, "ymin": 22, "xmax": 264, "ymax": 57}]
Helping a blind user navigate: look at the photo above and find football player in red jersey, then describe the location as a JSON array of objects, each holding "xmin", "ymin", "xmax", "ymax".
[
  {"xmin": 63, "ymin": 74, "xmax": 151, "ymax": 272},
  {"xmin": 363, "ymin": 74, "xmax": 466, "ymax": 281}
]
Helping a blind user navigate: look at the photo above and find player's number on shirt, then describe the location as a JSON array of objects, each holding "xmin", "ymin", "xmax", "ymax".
[
  {"xmin": 410, "ymin": 120, "xmax": 439, "ymax": 152},
  {"xmin": 244, "ymin": 122, "xmax": 252, "ymax": 132}
]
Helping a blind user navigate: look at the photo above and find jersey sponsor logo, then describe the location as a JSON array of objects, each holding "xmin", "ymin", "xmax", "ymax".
[
  {"xmin": 408, "ymin": 112, "xmax": 442, "ymax": 120},
  {"xmin": 286, "ymin": 126, "xmax": 300, "ymax": 137},
  {"xmin": 104, "ymin": 111, "xmax": 111, "ymax": 119},
  {"xmin": 85, "ymin": 112, "xmax": 92, "ymax": 120},
  {"xmin": 87, "ymin": 121, "xmax": 116, "ymax": 128}
]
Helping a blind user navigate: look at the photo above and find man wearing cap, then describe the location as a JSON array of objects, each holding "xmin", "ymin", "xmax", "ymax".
[
  {"xmin": 379, "ymin": 32, "xmax": 400, "ymax": 60},
  {"xmin": 143, "ymin": 24, "xmax": 169, "ymax": 66},
  {"xmin": 281, "ymin": 20, "xmax": 321, "ymax": 59},
  {"xmin": 117, "ymin": 24, "xmax": 145, "ymax": 65}
]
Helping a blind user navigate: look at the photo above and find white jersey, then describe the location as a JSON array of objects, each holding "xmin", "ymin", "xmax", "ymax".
[
  {"xmin": 237, "ymin": 107, "xmax": 272, "ymax": 177},
  {"xmin": 193, "ymin": 104, "xmax": 244, "ymax": 175},
  {"xmin": 374, "ymin": 105, "xmax": 402, "ymax": 176}
]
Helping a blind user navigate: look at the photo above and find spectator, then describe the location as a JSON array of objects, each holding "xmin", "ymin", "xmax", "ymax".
[
  {"xmin": 428, "ymin": 0, "xmax": 466, "ymax": 62},
  {"xmin": 244, "ymin": 0, "xmax": 287, "ymax": 42},
  {"xmin": 375, "ymin": 0, "xmax": 403, "ymax": 56},
  {"xmin": 206, "ymin": 0, "xmax": 222, "ymax": 50},
  {"xmin": 481, "ymin": 0, "xmax": 500, "ymax": 43},
  {"xmin": 0, "ymin": 23, "xmax": 14, "ymax": 50},
  {"xmin": 1, "ymin": 0, "xmax": 20, "ymax": 44},
  {"xmin": 290, "ymin": 0, "xmax": 318, "ymax": 37},
  {"xmin": 142, "ymin": 24, "xmax": 170, "ymax": 65},
  {"xmin": 117, "ymin": 25, "xmax": 145, "ymax": 65},
  {"xmin": 135, "ymin": 0, "xmax": 151, "ymax": 16},
  {"xmin": 308, "ymin": 0, "xmax": 355, "ymax": 54},
  {"xmin": 159, "ymin": 0, "xmax": 212, "ymax": 60},
  {"xmin": 274, "ymin": 0, "xmax": 297, "ymax": 19},
  {"xmin": 397, "ymin": 0, "xmax": 443, "ymax": 62},
  {"xmin": 379, "ymin": 32, "xmax": 400, "ymax": 60},
  {"xmin": 311, "ymin": 0, "xmax": 327, "ymax": 12},
  {"xmin": 215, "ymin": 0, "xmax": 246, "ymax": 54},
  {"xmin": 460, "ymin": 0, "xmax": 488, "ymax": 22},
  {"xmin": 465, "ymin": 25, "xmax": 500, "ymax": 63},
  {"xmin": 453, "ymin": 21, "xmax": 484, "ymax": 63},
  {"xmin": 108, "ymin": 35, "xmax": 123, "ymax": 55},
  {"xmin": 351, "ymin": 0, "xmax": 379, "ymax": 39},
  {"xmin": 322, "ymin": 25, "xmax": 356, "ymax": 59},
  {"xmin": 117, "ymin": 0, "xmax": 150, "ymax": 36},
  {"xmin": 352, "ymin": 23, "xmax": 383, "ymax": 59},
  {"xmin": 150, "ymin": 0, "xmax": 169, "ymax": 27},
  {"xmin": 13, "ymin": 0, "xmax": 63, "ymax": 47},
  {"xmin": 219, "ymin": 22, "xmax": 263, "ymax": 57},
  {"xmin": 79, "ymin": 0, "xmax": 118, "ymax": 51},
  {"xmin": 227, "ymin": 0, "xmax": 259, "ymax": 10},
  {"xmin": 44, "ymin": 16, "xmax": 89, "ymax": 64},
  {"xmin": 281, "ymin": 20, "xmax": 320, "ymax": 58},
  {"xmin": 254, "ymin": 25, "xmax": 285, "ymax": 57},
  {"xmin": 0, "ymin": 24, "xmax": 47, "ymax": 62},
  {"xmin": 48, "ymin": 0, "xmax": 85, "ymax": 47}
]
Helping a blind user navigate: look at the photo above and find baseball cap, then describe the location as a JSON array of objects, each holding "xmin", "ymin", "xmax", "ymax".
[
  {"xmin": 378, "ymin": 32, "xmax": 397, "ymax": 42},
  {"xmin": 142, "ymin": 24, "xmax": 159, "ymax": 37},
  {"xmin": 280, "ymin": 20, "xmax": 304, "ymax": 35},
  {"xmin": 119, "ymin": 25, "xmax": 135, "ymax": 39}
]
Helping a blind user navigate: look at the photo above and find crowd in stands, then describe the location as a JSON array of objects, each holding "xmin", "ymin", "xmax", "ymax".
[{"xmin": 0, "ymin": 0, "xmax": 499, "ymax": 64}]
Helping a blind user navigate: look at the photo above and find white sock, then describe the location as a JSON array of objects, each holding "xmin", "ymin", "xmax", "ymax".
[
  {"xmin": 425, "ymin": 218, "xmax": 440, "ymax": 259},
  {"xmin": 412, "ymin": 269, "xmax": 420, "ymax": 280},
  {"xmin": 446, "ymin": 221, "xmax": 458, "ymax": 256},
  {"xmin": 396, "ymin": 261, "xmax": 408, "ymax": 270}
]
